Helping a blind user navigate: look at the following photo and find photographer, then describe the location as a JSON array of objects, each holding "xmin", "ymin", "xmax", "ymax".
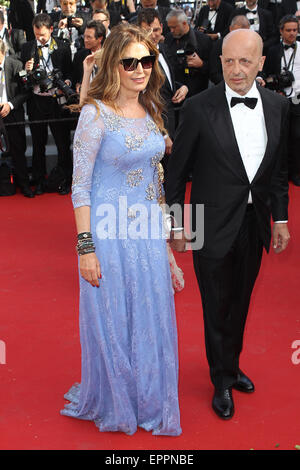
[
  {"xmin": 264, "ymin": 14, "xmax": 300, "ymax": 186},
  {"xmin": 0, "ymin": 39, "xmax": 33, "ymax": 197},
  {"xmin": 51, "ymin": 0, "xmax": 89, "ymax": 57},
  {"xmin": 21, "ymin": 13, "xmax": 73, "ymax": 195},
  {"xmin": 72, "ymin": 20, "xmax": 106, "ymax": 93},
  {"xmin": 195, "ymin": 0, "xmax": 234, "ymax": 41},
  {"xmin": 164, "ymin": 9, "xmax": 211, "ymax": 97}
]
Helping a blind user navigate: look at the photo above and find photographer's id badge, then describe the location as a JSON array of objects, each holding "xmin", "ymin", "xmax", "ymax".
[{"xmin": 184, "ymin": 68, "xmax": 189, "ymax": 75}]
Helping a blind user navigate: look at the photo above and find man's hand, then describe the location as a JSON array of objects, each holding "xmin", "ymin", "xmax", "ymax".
[
  {"xmin": 25, "ymin": 58, "xmax": 34, "ymax": 72},
  {"xmin": 0, "ymin": 103, "xmax": 11, "ymax": 118},
  {"xmin": 172, "ymin": 85, "xmax": 188, "ymax": 104},
  {"xmin": 168, "ymin": 229, "xmax": 188, "ymax": 253},
  {"xmin": 186, "ymin": 52, "xmax": 203, "ymax": 68},
  {"xmin": 58, "ymin": 18, "xmax": 68, "ymax": 29},
  {"xmin": 273, "ymin": 223, "xmax": 290, "ymax": 253},
  {"xmin": 207, "ymin": 33, "xmax": 219, "ymax": 41},
  {"xmin": 72, "ymin": 17, "xmax": 83, "ymax": 28}
]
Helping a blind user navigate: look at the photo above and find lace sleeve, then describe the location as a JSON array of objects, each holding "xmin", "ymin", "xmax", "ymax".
[{"xmin": 71, "ymin": 103, "xmax": 104, "ymax": 209}]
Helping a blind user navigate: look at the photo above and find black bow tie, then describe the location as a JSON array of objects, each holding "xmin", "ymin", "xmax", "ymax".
[
  {"xmin": 209, "ymin": 8, "xmax": 218, "ymax": 11},
  {"xmin": 246, "ymin": 8, "xmax": 257, "ymax": 13},
  {"xmin": 230, "ymin": 97, "xmax": 258, "ymax": 109},
  {"xmin": 38, "ymin": 43, "xmax": 49, "ymax": 49},
  {"xmin": 283, "ymin": 43, "xmax": 296, "ymax": 50}
]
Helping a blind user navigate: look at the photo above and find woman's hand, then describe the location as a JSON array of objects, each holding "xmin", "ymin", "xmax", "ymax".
[
  {"xmin": 79, "ymin": 252, "xmax": 102, "ymax": 287},
  {"xmin": 83, "ymin": 53, "xmax": 96, "ymax": 76}
]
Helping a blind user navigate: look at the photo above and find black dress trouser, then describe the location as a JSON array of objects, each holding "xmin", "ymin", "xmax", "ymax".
[
  {"xmin": 27, "ymin": 95, "xmax": 72, "ymax": 185},
  {"xmin": 192, "ymin": 205, "xmax": 264, "ymax": 390},
  {"xmin": 4, "ymin": 108, "xmax": 29, "ymax": 188}
]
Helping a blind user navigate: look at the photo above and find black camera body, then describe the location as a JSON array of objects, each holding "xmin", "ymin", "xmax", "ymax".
[
  {"xmin": 265, "ymin": 69, "xmax": 295, "ymax": 94},
  {"xmin": 66, "ymin": 16, "xmax": 74, "ymax": 29},
  {"xmin": 19, "ymin": 67, "xmax": 78, "ymax": 104}
]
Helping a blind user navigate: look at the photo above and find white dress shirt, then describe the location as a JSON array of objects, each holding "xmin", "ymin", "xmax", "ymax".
[
  {"xmin": 158, "ymin": 47, "xmax": 173, "ymax": 92},
  {"xmin": 225, "ymin": 82, "xmax": 267, "ymax": 203},
  {"xmin": 225, "ymin": 82, "xmax": 287, "ymax": 223},
  {"xmin": 34, "ymin": 39, "xmax": 55, "ymax": 96},
  {"xmin": 245, "ymin": 4, "xmax": 260, "ymax": 33},
  {"xmin": 0, "ymin": 57, "xmax": 14, "ymax": 110},
  {"xmin": 281, "ymin": 42, "xmax": 300, "ymax": 97}
]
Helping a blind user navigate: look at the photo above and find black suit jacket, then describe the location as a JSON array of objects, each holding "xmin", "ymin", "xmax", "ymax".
[
  {"xmin": 158, "ymin": 42, "xmax": 180, "ymax": 138},
  {"xmin": 166, "ymin": 81, "xmax": 289, "ymax": 258},
  {"xmin": 2, "ymin": 28, "xmax": 26, "ymax": 58},
  {"xmin": 8, "ymin": 0, "xmax": 35, "ymax": 40},
  {"xmin": 230, "ymin": 7, "xmax": 277, "ymax": 52},
  {"xmin": 279, "ymin": 0, "xmax": 298, "ymax": 16},
  {"xmin": 72, "ymin": 48, "xmax": 91, "ymax": 86},
  {"xmin": 20, "ymin": 37, "xmax": 73, "ymax": 82},
  {"xmin": 195, "ymin": 1, "xmax": 234, "ymax": 36},
  {"xmin": 3, "ymin": 55, "xmax": 29, "ymax": 110},
  {"xmin": 51, "ymin": 10, "xmax": 88, "ymax": 36}
]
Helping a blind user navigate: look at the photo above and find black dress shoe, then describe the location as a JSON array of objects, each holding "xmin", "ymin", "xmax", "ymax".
[
  {"xmin": 290, "ymin": 174, "xmax": 300, "ymax": 186},
  {"xmin": 57, "ymin": 182, "xmax": 70, "ymax": 195},
  {"xmin": 34, "ymin": 182, "xmax": 44, "ymax": 195},
  {"xmin": 21, "ymin": 185, "xmax": 35, "ymax": 198},
  {"xmin": 233, "ymin": 370, "xmax": 255, "ymax": 393},
  {"xmin": 212, "ymin": 387, "xmax": 234, "ymax": 420}
]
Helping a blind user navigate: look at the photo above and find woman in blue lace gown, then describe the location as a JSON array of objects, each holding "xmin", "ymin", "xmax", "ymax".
[{"xmin": 60, "ymin": 24, "xmax": 181, "ymax": 436}]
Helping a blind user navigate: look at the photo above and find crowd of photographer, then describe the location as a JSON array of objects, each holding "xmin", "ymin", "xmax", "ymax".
[{"xmin": 1, "ymin": 0, "xmax": 300, "ymax": 198}]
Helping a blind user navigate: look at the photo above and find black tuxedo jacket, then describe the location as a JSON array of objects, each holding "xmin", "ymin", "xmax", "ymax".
[
  {"xmin": 72, "ymin": 48, "xmax": 91, "ymax": 86},
  {"xmin": 195, "ymin": 1, "xmax": 234, "ymax": 36},
  {"xmin": 2, "ymin": 28, "xmax": 26, "ymax": 58},
  {"xmin": 166, "ymin": 81, "xmax": 289, "ymax": 258},
  {"xmin": 51, "ymin": 10, "xmax": 88, "ymax": 36},
  {"xmin": 279, "ymin": 0, "xmax": 298, "ymax": 15},
  {"xmin": 263, "ymin": 42, "xmax": 284, "ymax": 77},
  {"xmin": 20, "ymin": 38, "xmax": 73, "ymax": 82},
  {"xmin": 158, "ymin": 42, "xmax": 179, "ymax": 138},
  {"xmin": 8, "ymin": 0, "xmax": 35, "ymax": 40},
  {"xmin": 3, "ymin": 55, "xmax": 29, "ymax": 110},
  {"xmin": 230, "ymin": 7, "xmax": 276, "ymax": 51}
]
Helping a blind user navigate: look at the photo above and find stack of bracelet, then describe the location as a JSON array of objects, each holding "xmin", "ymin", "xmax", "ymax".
[{"xmin": 76, "ymin": 232, "xmax": 96, "ymax": 256}]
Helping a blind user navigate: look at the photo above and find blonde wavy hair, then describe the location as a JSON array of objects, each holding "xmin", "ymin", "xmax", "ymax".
[{"xmin": 82, "ymin": 23, "xmax": 166, "ymax": 132}]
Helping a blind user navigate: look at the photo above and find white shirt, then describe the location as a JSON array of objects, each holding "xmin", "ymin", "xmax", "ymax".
[
  {"xmin": 0, "ymin": 58, "xmax": 14, "ymax": 109},
  {"xmin": 225, "ymin": 82, "xmax": 267, "ymax": 203},
  {"xmin": 281, "ymin": 42, "xmax": 300, "ymax": 97},
  {"xmin": 245, "ymin": 4, "xmax": 260, "ymax": 33},
  {"xmin": 158, "ymin": 48, "xmax": 173, "ymax": 91},
  {"xmin": 208, "ymin": 9, "xmax": 218, "ymax": 32},
  {"xmin": 34, "ymin": 39, "xmax": 55, "ymax": 96}
]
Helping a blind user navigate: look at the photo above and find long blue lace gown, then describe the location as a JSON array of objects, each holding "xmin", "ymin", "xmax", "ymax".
[{"xmin": 60, "ymin": 101, "xmax": 181, "ymax": 436}]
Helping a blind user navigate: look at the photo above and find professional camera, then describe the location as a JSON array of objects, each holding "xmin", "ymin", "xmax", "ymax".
[
  {"xmin": 66, "ymin": 16, "xmax": 74, "ymax": 29},
  {"xmin": 265, "ymin": 69, "xmax": 295, "ymax": 94},
  {"xmin": 19, "ymin": 67, "xmax": 78, "ymax": 104},
  {"xmin": 51, "ymin": 69, "xmax": 79, "ymax": 105},
  {"xmin": 176, "ymin": 45, "xmax": 196, "ymax": 62},
  {"xmin": 19, "ymin": 67, "xmax": 53, "ymax": 93}
]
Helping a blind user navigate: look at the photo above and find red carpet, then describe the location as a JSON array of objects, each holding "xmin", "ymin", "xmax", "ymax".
[{"xmin": 0, "ymin": 184, "xmax": 299, "ymax": 450}]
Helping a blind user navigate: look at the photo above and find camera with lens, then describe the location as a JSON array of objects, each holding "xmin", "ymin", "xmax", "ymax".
[
  {"xmin": 66, "ymin": 16, "xmax": 74, "ymax": 29},
  {"xmin": 19, "ymin": 67, "xmax": 78, "ymax": 104},
  {"xmin": 176, "ymin": 45, "xmax": 196, "ymax": 63},
  {"xmin": 265, "ymin": 68, "xmax": 295, "ymax": 94}
]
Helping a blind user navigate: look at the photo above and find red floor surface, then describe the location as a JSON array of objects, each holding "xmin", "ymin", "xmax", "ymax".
[{"xmin": 0, "ymin": 184, "xmax": 299, "ymax": 450}]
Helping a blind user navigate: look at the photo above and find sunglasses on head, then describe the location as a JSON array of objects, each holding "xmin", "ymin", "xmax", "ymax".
[{"xmin": 119, "ymin": 55, "xmax": 156, "ymax": 71}]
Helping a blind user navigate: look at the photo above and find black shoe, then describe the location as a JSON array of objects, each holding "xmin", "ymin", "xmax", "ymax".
[
  {"xmin": 57, "ymin": 182, "xmax": 70, "ymax": 195},
  {"xmin": 34, "ymin": 182, "xmax": 44, "ymax": 195},
  {"xmin": 233, "ymin": 370, "xmax": 255, "ymax": 393},
  {"xmin": 212, "ymin": 387, "xmax": 234, "ymax": 420},
  {"xmin": 290, "ymin": 174, "xmax": 300, "ymax": 186},
  {"xmin": 21, "ymin": 185, "xmax": 35, "ymax": 198}
]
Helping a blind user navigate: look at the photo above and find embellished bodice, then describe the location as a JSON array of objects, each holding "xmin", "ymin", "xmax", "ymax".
[{"xmin": 71, "ymin": 101, "xmax": 165, "ymax": 210}]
